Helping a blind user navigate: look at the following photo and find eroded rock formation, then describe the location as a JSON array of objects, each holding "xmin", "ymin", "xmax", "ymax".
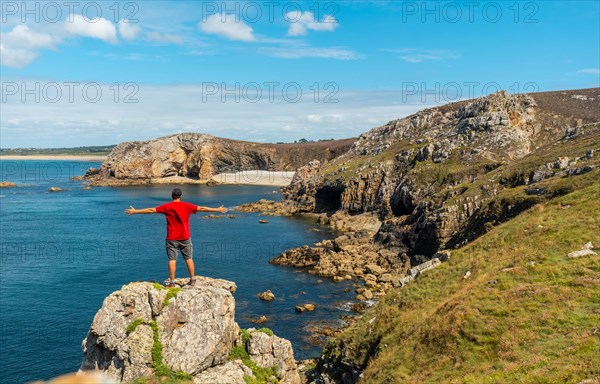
[
  {"xmin": 85, "ymin": 134, "xmax": 354, "ymax": 186},
  {"xmin": 266, "ymin": 89, "xmax": 600, "ymax": 288},
  {"xmin": 80, "ymin": 277, "xmax": 300, "ymax": 384}
]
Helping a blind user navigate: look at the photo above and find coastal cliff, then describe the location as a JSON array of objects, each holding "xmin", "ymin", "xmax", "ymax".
[
  {"xmin": 84, "ymin": 134, "xmax": 354, "ymax": 186},
  {"xmin": 80, "ymin": 277, "xmax": 300, "ymax": 384},
  {"xmin": 257, "ymin": 89, "xmax": 600, "ymax": 292}
]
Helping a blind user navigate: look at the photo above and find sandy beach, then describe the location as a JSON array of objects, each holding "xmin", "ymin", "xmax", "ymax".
[
  {"xmin": 86, "ymin": 171, "xmax": 296, "ymax": 187},
  {"xmin": 0, "ymin": 155, "xmax": 107, "ymax": 161},
  {"xmin": 212, "ymin": 170, "xmax": 295, "ymax": 186}
]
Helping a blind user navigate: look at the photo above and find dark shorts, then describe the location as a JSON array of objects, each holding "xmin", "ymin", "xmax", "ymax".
[{"xmin": 165, "ymin": 239, "xmax": 193, "ymax": 261}]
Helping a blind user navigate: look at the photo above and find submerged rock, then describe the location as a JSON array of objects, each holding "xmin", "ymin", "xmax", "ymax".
[{"xmin": 250, "ymin": 315, "xmax": 270, "ymax": 324}]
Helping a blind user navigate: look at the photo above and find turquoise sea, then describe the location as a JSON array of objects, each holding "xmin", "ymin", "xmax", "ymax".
[{"xmin": 0, "ymin": 160, "xmax": 355, "ymax": 383}]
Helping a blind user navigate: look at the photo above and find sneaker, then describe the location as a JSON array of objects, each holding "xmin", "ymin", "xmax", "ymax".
[
  {"xmin": 189, "ymin": 277, "xmax": 197, "ymax": 287},
  {"xmin": 164, "ymin": 278, "xmax": 177, "ymax": 288}
]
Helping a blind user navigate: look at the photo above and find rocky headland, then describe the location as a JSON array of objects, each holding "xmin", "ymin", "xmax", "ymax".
[
  {"xmin": 79, "ymin": 277, "xmax": 300, "ymax": 384},
  {"xmin": 241, "ymin": 89, "xmax": 600, "ymax": 298},
  {"xmin": 84, "ymin": 134, "xmax": 354, "ymax": 186}
]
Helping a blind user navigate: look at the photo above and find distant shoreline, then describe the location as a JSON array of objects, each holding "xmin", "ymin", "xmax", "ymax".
[{"xmin": 0, "ymin": 155, "xmax": 107, "ymax": 161}]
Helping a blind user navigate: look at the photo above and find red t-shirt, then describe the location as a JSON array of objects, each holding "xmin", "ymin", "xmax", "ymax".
[{"xmin": 155, "ymin": 201, "xmax": 198, "ymax": 240}]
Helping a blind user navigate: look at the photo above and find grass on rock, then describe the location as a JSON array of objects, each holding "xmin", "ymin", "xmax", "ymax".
[{"xmin": 229, "ymin": 329, "xmax": 279, "ymax": 384}]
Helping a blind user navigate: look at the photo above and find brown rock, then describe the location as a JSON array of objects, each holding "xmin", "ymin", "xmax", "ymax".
[
  {"xmin": 365, "ymin": 264, "xmax": 386, "ymax": 276},
  {"xmin": 351, "ymin": 302, "xmax": 367, "ymax": 312},
  {"xmin": 251, "ymin": 315, "xmax": 269, "ymax": 324},
  {"xmin": 258, "ymin": 290, "xmax": 275, "ymax": 301}
]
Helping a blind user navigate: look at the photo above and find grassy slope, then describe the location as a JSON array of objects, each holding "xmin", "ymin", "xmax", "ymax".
[{"xmin": 322, "ymin": 182, "xmax": 599, "ymax": 383}]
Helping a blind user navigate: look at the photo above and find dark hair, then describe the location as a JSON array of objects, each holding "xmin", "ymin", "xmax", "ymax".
[{"xmin": 171, "ymin": 188, "xmax": 182, "ymax": 199}]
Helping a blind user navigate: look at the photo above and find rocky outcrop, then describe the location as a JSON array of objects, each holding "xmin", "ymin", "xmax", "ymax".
[
  {"xmin": 268, "ymin": 89, "xmax": 600, "ymax": 288},
  {"xmin": 80, "ymin": 277, "xmax": 300, "ymax": 383},
  {"xmin": 84, "ymin": 134, "xmax": 354, "ymax": 186}
]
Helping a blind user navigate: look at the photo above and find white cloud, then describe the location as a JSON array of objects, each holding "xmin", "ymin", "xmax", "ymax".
[
  {"xmin": 146, "ymin": 31, "xmax": 184, "ymax": 44},
  {"xmin": 0, "ymin": 45, "xmax": 38, "ymax": 69},
  {"xmin": 305, "ymin": 114, "xmax": 345, "ymax": 123},
  {"xmin": 200, "ymin": 13, "xmax": 255, "ymax": 41},
  {"xmin": 385, "ymin": 48, "xmax": 459, "ymax": 63},
  {"xmin": 261, "ymin": 46, "xmax": 362, "ymax": 60},
  {"xmin": 119, "ymin": 19, "xmax": 141, "ymax": 41},
  {"xmin": 64, "ymin": 14, "xmax": 118, "ymax": 43},
  {"xmin": 0, "ymin": 25, "xmax": 56, "ymax": 68},
  {"xmin": 576, "ymin": 68, "xmax": 600, "ymax": 75},
  {"xmin": 0, "ymin": 82, "xmax": 436, "ymax": 147},
  {"xmin": 286, "ymin": 11, "xmax": 338, "ymax": 36}
]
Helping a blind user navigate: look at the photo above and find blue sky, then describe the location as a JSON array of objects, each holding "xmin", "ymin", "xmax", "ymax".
[{"xmin": 1, "ymin": 0, "xmax": 599, "ymax": 147}]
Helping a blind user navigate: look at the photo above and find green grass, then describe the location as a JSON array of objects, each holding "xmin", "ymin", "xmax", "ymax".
[
  {"xmin": 153, "ymin": 282, "xmax": 165, "ymax": 291},
  {"xmin": 149, "ymin": 320, "xmax": 192, "ymax": 381},
  {"xmin": 319, "ymin": 140, "xmax": 420, "ymax": 181},
  {"xmin": 162, "ymin": 287, "xmax": 182, "ymax": 309},
  {"xmin": 256, "ymin": 327, "xmax": 274, "ymax": 336},
  {"xmin": 127, "ymin": 318, "xmax": 146, "ymax": 334},
  {"xmin": 443, "ymin": 129, "xmax": 600, "ymax": 205},
  {"xmin": 320, "ymin": 182, "xmax": 600, "ymax": 383},
  {"xmin": 229, "ymin": 329, "xmax": 279, "ymax": 384},
  {"xmin": 125, "ymin": 319, "xmax": 192, "ymax": 383}
]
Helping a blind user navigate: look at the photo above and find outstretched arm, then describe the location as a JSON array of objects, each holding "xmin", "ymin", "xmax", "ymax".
[
  {"xmin": 125, "ymin": 206, "xmax": 157, "ymax": 215},
  {"xmin": 197, "ymin": 205, "xmax": 227, "ymax": 213}
]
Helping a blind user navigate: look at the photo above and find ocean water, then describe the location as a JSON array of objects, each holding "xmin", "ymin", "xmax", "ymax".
[{"xmin": 0, "ymin": 161, "xmax": 355, "ymax": 383}]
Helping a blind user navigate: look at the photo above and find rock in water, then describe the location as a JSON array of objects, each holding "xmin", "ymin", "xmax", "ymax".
[
  {"xmin": 258, "ymin": 290, "xmax": 276, "ymax": 301},
  {"xmin": 79, "ymin": 277, "xmax": 300, "ymax": 383}
]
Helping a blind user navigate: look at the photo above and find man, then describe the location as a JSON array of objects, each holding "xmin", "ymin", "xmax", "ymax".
[{"xmin": 125, "ymin": 188, "xmax": 227, "ymax": 287}]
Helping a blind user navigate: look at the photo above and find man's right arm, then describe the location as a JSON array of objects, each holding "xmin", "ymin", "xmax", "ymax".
[
  {"xmin": 197, "ymin": 205, "xmax": 227, "ymax": 213},
  {"xmin": 125, "ymin": 206, "xmax": 158, "ymax": 215}
]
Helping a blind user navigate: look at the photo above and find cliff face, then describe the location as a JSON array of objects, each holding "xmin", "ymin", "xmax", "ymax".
[
  {"xmin": 80, "ymin": 277, "xmax": 300, "ymax": 384},
  {"xmin": 85, "ymin": 134, "xmax": 354, "ymax": 185},
  {"xmin": 269, "ymin": 89, "xmax": 600, "ymax": 286}
]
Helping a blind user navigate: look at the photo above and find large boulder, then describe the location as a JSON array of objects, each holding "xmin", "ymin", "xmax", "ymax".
[{"xmin": 80, "ymin": 277, "xmax": 300, "ymax": 383}]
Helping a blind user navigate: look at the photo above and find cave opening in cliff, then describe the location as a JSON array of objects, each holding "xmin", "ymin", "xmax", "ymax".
[{"xmin": 315, "ymin": 186, "xmax": 343, "ymax": 212}]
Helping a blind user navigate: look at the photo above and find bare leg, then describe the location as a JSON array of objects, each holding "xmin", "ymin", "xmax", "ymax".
[
  {"xmin": 168, "ymin": 260, "xmax": 176, "ymax": 281},
  {"xmin": 185, "ymin": 259, "xmax": 195, "ymax": 278}
]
